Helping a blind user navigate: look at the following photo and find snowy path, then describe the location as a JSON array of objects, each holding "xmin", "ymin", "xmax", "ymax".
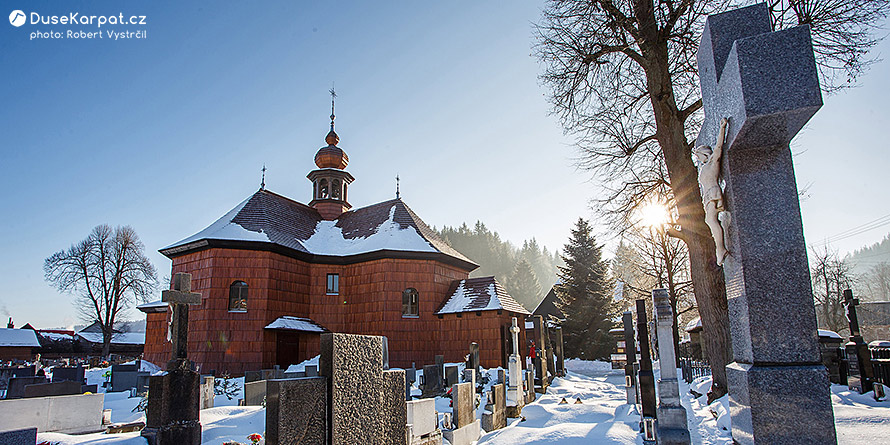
[{"xmin": 479, "ymin": 369, "xmax": 643, "ymax": 444}]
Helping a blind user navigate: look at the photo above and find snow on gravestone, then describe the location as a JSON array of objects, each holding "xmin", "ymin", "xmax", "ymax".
[{"xmin": 695, "ymin": 4, "xmax": 836, "ymax": 444}]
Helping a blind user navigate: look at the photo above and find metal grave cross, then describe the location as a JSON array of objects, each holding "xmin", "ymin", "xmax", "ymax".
[
  {"xmin": 844, "ymin": 289, "xmax": 862, "ymax": 337},
  {"xmin": 162, "ymin": 272, "xmax": 202, "ymax": 361},
  {"xmin": 696, "ymin": 3, "xmax": 834, "ymax": 444}
]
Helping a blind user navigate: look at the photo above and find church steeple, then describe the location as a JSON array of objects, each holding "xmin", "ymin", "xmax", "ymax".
[{"xmin": 308, "ymin": 88, "xmax": 354, "ymax": 220}]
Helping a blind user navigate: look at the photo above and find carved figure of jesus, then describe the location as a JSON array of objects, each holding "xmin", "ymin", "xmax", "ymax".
[{"xmin": 694, "ymin": 118, "xmax": 730, "ymax": 265}]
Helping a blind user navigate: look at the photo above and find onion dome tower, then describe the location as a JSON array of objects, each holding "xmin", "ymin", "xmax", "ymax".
[{"xmin": 308, "ymin": 89, "xmax": 355, "ymax": 220}]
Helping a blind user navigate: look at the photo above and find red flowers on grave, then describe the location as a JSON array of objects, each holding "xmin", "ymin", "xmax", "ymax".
[{"xmin": 247, "ymin": 433, "xmax": 262, "ymax": 444}]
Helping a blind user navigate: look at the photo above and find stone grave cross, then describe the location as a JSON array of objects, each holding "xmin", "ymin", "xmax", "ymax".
[
  {"xmin": 652, "ymin": 289, "xmax": 690, "ymax": 444},
  {"xmin": 696, "ymin": 3, "xmax": 835, "ymax": 443},
  {"xmin": 507, "ymin": 317, "xmax": 522, "ymax": 404},
  {"xmin": 162, "ymin": 272, "xmax": 202, "ymax": 362}
]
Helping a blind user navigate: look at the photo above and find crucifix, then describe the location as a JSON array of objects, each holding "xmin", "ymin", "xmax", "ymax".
[
  {"xmin": 697, "ymin": 3, "xmax": 835, "ymax": 443},
  {"xmin": 162, "ymin": 272, "xmax": 202, "ymax": 362},
  {"xmin": 844, "ymin": 288, "xmax": 875, "ymax": 393},
  {"xmin": 844, "ymin": 289, "xmax": 862, "ymax": 337}
]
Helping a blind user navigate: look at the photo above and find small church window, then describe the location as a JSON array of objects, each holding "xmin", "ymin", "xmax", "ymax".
[
  {"xmin": 402, "ymin": 288, "xmax": 419, "ymax": 317},
  {"xmin": 319, "ymin": 179, "xmax": 329, "ymax": 199},
  {"xmin": 229, "ymin": 281, "xmax": 248, "ymax": 312},
  {"xmin": 332, "ymin": 179, "xmax": 341, "ymax": 199},
  {"xmin": 327, "ymin": 274, "xmax": 339, "ymax": 295}
]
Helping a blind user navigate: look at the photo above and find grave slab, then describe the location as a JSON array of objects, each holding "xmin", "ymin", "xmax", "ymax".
[
  {"xmin": 451, "ymin": 382, "xmax": 474, "ymax": 429},
  {"xmin": 0, "ymin": 393, "xmax": 104, "ymax": 434},
  {"xmin": 407, "ymin": 398, "xmax": 438, "ymax": 438},
  {"xmin": 442, "ymin": 419, "xmax": 480, "ymax": 445},
  {"xmin": 243, "ymin": 380, "xmax": 266, "ymax": 406},
  {"xmin": 382, "ymin": 369, "xmax": 408, "ymax": 445},
  {"xmin": 265, "ymin": 377, "xmax": 327, "ymax": 445},
  {"xmin": 23, "ymin": 380, "xmax": 82, "ymax": 398},
  {"xmin": 320, "ymin": 333, "xmax": 384, "ymax": 445}
]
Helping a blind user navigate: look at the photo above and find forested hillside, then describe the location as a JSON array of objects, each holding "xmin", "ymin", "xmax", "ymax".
[{"xmin": 436, "ymin": 222, "xmax": 562, "ymax": 312}]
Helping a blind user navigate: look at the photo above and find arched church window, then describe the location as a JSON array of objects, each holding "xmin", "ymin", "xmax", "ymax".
[
  {"xmin": 332, "ymin": 179, "xmax": 341, "ymax": 199},
  {"xmin": 319, "ymin": 179, "xmax": 329, "ymax": 199},
  {"xmin": 229, "ymin": 281, "xmax": 248, "ymax": 312},
  {"xmin": 402, "ymin": 288, "xmax": 419, "ymax": 317}
]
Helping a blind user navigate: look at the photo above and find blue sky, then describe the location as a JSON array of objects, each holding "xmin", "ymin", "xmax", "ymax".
[{"xmin": 1, "ymin": 1, "xmax": 888, "ymax": 328}]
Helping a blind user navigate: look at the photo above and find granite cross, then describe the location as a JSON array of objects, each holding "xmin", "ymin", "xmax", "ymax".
[
  {"xmin": 162, "ymin": 272, "xmax": 202, "ymax": 361},
  {"xmin": 696, "ymin": 3, "xmax": 835, "ymax": 443}
]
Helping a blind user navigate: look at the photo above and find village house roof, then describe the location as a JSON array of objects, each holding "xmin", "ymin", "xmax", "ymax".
[
  {"xmin": 436, "ymin": 277, "xmax": 531, "ymax": 315},
  {"xmin": 0, "ymin": 328, "xmax": 41, "ymax": 347},
  {"xmin": 264, "ymin": 316, "xmax": 328, "ymax": 333},
  {"xmin": 159, "ymin": 189, "xmax": 478, "ymax": 271}
]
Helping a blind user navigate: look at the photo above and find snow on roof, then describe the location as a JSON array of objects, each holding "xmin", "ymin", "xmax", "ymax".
[
  {"xmin": 161, "ymin": 191, "xmax": 476, "ymax": 269},
  {"xmin": 76, "ymin": 331, "xmax": 145, "ymax": 345},
  {"xmin": 164, "ymin": 196, "xmax": 271, "ymax": 249},
  {"xmin": 137, "ymin": 300, "xmax": 169, "ymax": 313},
  {"xmin": 301, "ymin": 205, "xmax": 436, "ymax": 255},
  {"xmin": 818, "ymin": 329, "xmax": 842, "ymax": 339},
  {"xmin": 436, "ymin": 277, "xmax": 530, "ymax": 315},
  {"xmin": 264, "ymin": 316, "xmax": 327, "ymax": 333},
  {"xmin": 685, "ymin": 317, "xmax": 702, "ymax": 332},
  {"xmin": 869, "ymin": 340, "xmax": 890, "ymax": 348},
  {"xmin": 39, "ymin": 331, "xmax": 76, "ymax": 342},
  {"xmin": 0, "ymin": 328, "xmax": 41, "ymax": 347}
]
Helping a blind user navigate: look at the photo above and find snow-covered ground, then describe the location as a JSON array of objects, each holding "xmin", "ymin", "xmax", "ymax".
[{"xmin": 33, "ymin": 359, "xmax": 890, "ymax": 444}]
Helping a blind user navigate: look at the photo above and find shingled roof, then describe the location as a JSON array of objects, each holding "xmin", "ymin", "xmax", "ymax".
[
  {"xmin": 160, "ymin": 189, "xmax": 477, "ymax": 270},
  {"xmin": 436, "ymin": 277, "xmax": 531, "ymax": 315}
]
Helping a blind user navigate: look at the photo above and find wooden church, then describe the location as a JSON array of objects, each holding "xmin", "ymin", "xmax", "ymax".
[{"xmin": 140, "ymin": 106, "xmax": 530, "ymax": 375}]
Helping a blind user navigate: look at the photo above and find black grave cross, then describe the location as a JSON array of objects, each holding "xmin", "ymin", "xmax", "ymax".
[
  {"xmin": 696, "ymin": 3, "xmax": 835, "ymax": 444},
  {"xmin": 844, "ymin": 289, "xmax": 862, "ymax": 337},
  {"xmin": 162, "ymin": 272, "xmax": 202, "ymax": 362}
]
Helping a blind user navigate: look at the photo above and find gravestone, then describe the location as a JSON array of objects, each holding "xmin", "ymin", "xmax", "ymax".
[
  {"xmin": 497, "ymin": 369, "xmax": 505, "ymax": 385},
  {"xmin": 443, "ymin": 382, "xmax": 481, "ymax": 445},
  {"xmin": 524, "ymin": 366, "xmax": 535, "ymax": 403},
  {"xmin": 552, "ymin": 326, "xmax": 566, "ymax": 377},
  {"xmin": 319, "ymin": 333, "xmax": 384, "ymax": 445},
  {"xmin": 382, "ymin": 336, "xmax": 390, "ymax": 370},
  {"xmin": 305, "ymin": 364, "xmax": 319, "ymax": 377},
  {"xmin": 265, "ymin": 377, "xmax": 327, "ymax": 445},
  {"xmin": 844, "ymin": 289, "xmax": 875, "ymax": 393},
  {"xmin": 200, "ymin": 376, "xmax": 214, "ymax": 410},
  {"xmin": 445, "ymin": 365, "xmax": 460, "ymax": 387},
  {"xmin": 481, "ymin": 383, "xmax": 506, "ymax": 432},
  {"xmin": 451, "ymin": 382, "xmax": 474, "ymax": 429},
  {"xmin": 381, "ymin": 369, "xmax": 408, "ymax": 445},
  {"xmin": 507, "ymin": 317, "xmax": 523, "ymax": 406},
  {"xmin": 52, "ymin": 366, "xmax": 85, "ymax": 384},
  {"xmin": 421, "ymin": 364, "xmax": 444, "ymax": 398},
  {"xmin": 636, "ymin": 299, "xmax": 657, "ymax": 442},
  {"xmin": 23, "ymin": 380, "xmax": 82, "ymax": 398},
  {"xmin": 406, "ymin": 363, "xmax": 417, "ymax": 400},
  {"xmin": 696, "ymin": 4, "xmax": 836, "ymax": 443},
  {"xmin": 5, "ymin": 376, "xmax": 48, "ymax": 399},
  {"xmin": 462, "ymin": 368, "xmax": 476, "ymax": 389},
  {"xmin": 467, "ymin": 344, "xmax": 479, "ymax": 376},
  {"xmin": 407, "ymin": 398, "xmax": 440, "ymax": 444},
  {"xmin": 0, "ymin": 366, "xmax": 36, "ymax": 393},
  {"xmin": 531, "ymin": 315, "xmax": 549, "ymax": 391},
  {"xmin": 623, "ymin": 311, "xmax": 638, "ymax": 405},
  {"xmin": 110, "ymin": 362, "xmax": 139, "ymax": 393},
  {"xmin": 141, "ymin": 272, "xmax": 203, "ymax": 445},
  {"xmin": 0, "ymin": 427, "xmax": 36, "ymax": 445},
  {"xmin": 652, "ymin": 289, "xmax": 690, "ymax": 444},
  {"xmin": 435, "ymin": 355, "xmax": 445, "ymax": 375},
  {"xmin": 243, "ymin": 380, "xmax": 267, "ymax": 406}
]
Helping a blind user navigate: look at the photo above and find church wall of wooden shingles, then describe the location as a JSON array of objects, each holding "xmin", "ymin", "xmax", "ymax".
[{"xmin": 144, "ymin": 247, "xmax": 528, "ymax": 374}]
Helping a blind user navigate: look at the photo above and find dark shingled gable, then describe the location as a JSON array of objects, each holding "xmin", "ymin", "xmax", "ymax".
[
  {"xmin": 436, "ymin": 276, "xmax": 531, "ymax": 315},
  {"xmin": 161, "ymin": 189, "xmax": 477, "ymax": 269}
]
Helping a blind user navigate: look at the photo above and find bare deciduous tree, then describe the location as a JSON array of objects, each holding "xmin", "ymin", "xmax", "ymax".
[
  {"xmin": 811, "ymin": 247, "xmax": 856, "ymax": 336},
  {"xmin": 45, "ymin": 225, "xmax": 157, "ymax": 358},
  {"xmin": 535, "ymin": 0, "xmax": 889, "ymax": 400},
  {"xmin": 859, "ymin": 262, "xmax": 890, "ymax": 301}
]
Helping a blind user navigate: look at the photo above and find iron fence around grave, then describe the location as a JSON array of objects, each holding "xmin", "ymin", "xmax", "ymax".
[
  {"xmin": 678, "ymin": 342, "xmax": 711, "ymax": 384},
  {"xmin": 870, "ymin": 343, "xmax": 890, "ymax": 387}
]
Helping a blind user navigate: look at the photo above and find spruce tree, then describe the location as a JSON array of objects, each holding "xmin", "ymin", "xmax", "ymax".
[
  {"xmin": 506, "ymin": 259, "xmax": 542, "ymax": 311},
  {"xmin": 555, "ymin": 218, "xmax": 612, "ymax": 360}
]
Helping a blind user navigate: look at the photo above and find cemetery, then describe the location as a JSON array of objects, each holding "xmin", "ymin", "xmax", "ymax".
[{"xmin": 4, "ymin": 1, "xmax": 890, "ymax": 445}]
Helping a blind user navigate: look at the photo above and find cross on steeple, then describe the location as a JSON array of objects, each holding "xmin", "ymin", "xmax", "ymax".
[
  {"xmin": 396, "ymin": 175, "xmax": 400, "ymax": 199},
  {"xmin": 329, "ymin": 86, "xmax": 337, "ymax": 129},
  {"xmin": 261, "ymin": 165, "xmax": 266, "ymax": 190}
]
